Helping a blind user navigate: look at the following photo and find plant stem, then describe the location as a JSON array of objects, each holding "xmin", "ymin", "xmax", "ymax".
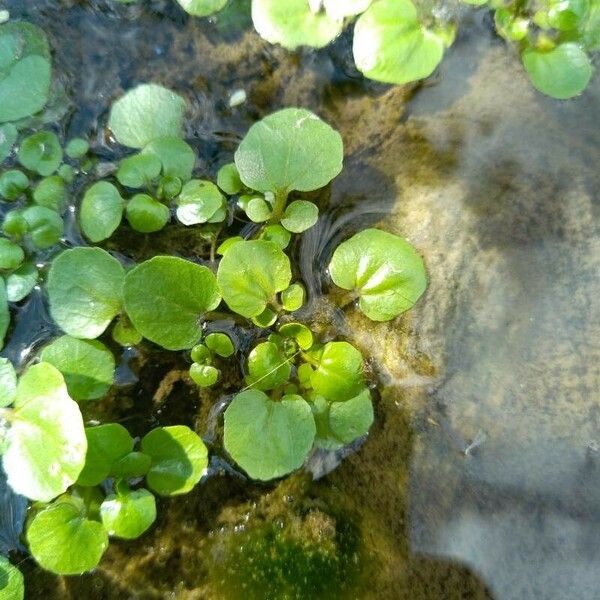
[{"xmin": 269, "ymin": 189, "xmax": 289, "ymax": 223}]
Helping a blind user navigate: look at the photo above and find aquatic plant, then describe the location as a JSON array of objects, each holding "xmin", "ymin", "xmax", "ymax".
[{"xmin": 0, "ymin": 554, "xmax": 24, "ymax": 600}]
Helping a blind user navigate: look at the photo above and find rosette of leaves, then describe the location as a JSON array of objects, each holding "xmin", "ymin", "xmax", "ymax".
[
  {"xmin": 328, "ymin": 228, "xmax": 427, "ymax": 321},
  {"xmin": 234, "ymin": 107, "xmax": 343, "ymax": 232},
  {"xmin": 189, "ymin": 332, "xmax": 235, "ymax": 388},
  {"xmin": 0, "ymin": 360, "xmax": 87, "ymax": 502}
]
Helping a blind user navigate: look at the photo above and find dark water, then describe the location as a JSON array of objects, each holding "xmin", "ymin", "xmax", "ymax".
[{"xmin": 2, "ymin": 1, "xmax": 599, "ymax": 599}]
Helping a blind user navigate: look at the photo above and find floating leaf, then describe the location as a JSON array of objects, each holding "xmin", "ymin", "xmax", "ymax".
[
  {"xmin": 309, "ymin": 341, "xmax": 365, "ymax": 401},
  {"xmin": 141, "ymin": 425, "xmax": 208, "ymax": 496},
  {"xmin": 259, "ymin": 223, "xmax": 291, "ymax": 249},
  {"xmin": 124, "ymin": 256, "xmax": 221, "ymax": 350},
  {"xmin": 329, "ymin": 388, "xmax": 374, "ymax": 443},
  {"xmin": 33, "ymin": 176, "xmax": 67, "ymax": 212},
  {"xmin": 278, "ymin": 322, "xmax": 313, "ymax": 350},
  {"xmin": 234, "ymin": 108, "xmax": 343, "ymax": 194},
  {"xmin": 80, "ymin": 182, "xmax": 125, "ymax": 243},
  {"xmin": 108, "ymin": 84, "xmax": 186, "ymax": 149},
  {"xmin": 205, "ymin": 332, "xmax": 235, "ymax": 357},
  {"xmin": 245, "ymin": 341, "xmax": 292, "ymax": 391},
  {"xmin": 18, "ymin": 131, "xmax": 63, "ymax": 176},
  {"xmin": 3, "ymin": 363, "xmax": 87, "ymax": 501},
  {"xmin": 176, "ymin": 180, "xmax": 225, "ymax": 225},
  {"xmin": 281, "ymin": 200, "xmax": 318, "ymax": 233},
  {"xmin": 0, "ymin": 238, "xmax": 24, "ymax": 270},
  {"xmin": 224, "ymin": 390, "xmax": 315, "ymax": 480},
  {"xmin": 77, "ymin": 424, "xmax": 134, "ymax": 487},
  {"xmin": 100, "ymin": 487, "xmax": 156, "ymax": 540},
  {"xmin": 142, "ymin": 136, "xmax": 195, "ymax": 182},
  {"xmin": 217, "ymin": 162, "xmax": 243, "ymax": 195},
  {"xmin": 27, "ymin": 501, "xmax": 108, "ymax": 575},
  {"xmin": 40, "ymin": 336, "xmax": 115, "ymax": 401},
  {"xmin": 21, "ymin": 206, "xmax": 63, "ymax": 249},
  {"xmin": 117, "ymin": 153, "xmax": 162, "ymax": 188},
  {"xmin": 245, "ymin": 196, "xmax": 272, "ymax": 223},
  {"xmin": 125, "ymin": 194, "xmax": 170, "ymax": 233},
  {"xmin": 65, "ymin": 138, "xmax": 89, "ymax": 159},
  {"xmin": 329, "ymin": 228, "xmax": 427, "ymax": 321},
  {"xmin": 0, "ymin": 556, "xmax": 24, "ymax": 600},
  {"xmin": 176, "ymin": 0, "xmax": 228, "ymax": 16},
  {"xmin": 189, "ymin": 363, "xmax": 219, "ymax": 387},
  {"xmin": 252, "ymin": 0, "xmax": 344, "ymax": 50},
  {"xmin": 217, "ymin": 240, "xmax": 291, "ymax": 318},
  {"xmin": 522, "ymin": 43, "xmax": 592, "ymax": 99},
  {"xmin": 110, "ymin": 451, "xmax": 151, "ymax": 479},
  {"xmin": 280, "ymin": 283, "xmax": 305, "ymax": 312},
  {"xmin": 47, "ymin": 247, "xmax": 125, "ymax": 339},
  {"xmin": 0, "ymin": 169, "xmax": 28, "ymax": 200},
  {"xmin": 353, "ymin": 0, "xmax": 447, "ymax": 84},
  {"xmin": 5, "ymin": 262, "xmax": 38, "ymax": 302}
]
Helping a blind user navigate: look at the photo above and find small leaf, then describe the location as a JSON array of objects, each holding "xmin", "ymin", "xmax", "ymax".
[
  {"xmin": 189, "ymin": 363, "xmax": 219, "ymax": 387},
  {"xmin": 4, "ymin": 363, "xmax": 87, "ymax": 501},
  {"xmin": 522, "ymin": 43, "xmax": 592, "ymax": 99},
  {"xmin": 18, "ymin": 131, "xmax": 63, "ymax": 176},
  {"xmin": 141, "ymin": 425, "xmax": 208, "ymax": 496},
  {"xmin": 217, "ymin": 240, "xmax": 291, "ymax": 318},
  {"xmin": 0, "ymin": 357, "xmax": 17, "ymax": 407},
  {"xmin": 124, "ymin": 256, "xmax": 221, "ymax": 350},
  {"xmin": 280, "ymin": 283, "xmax": 305, "ymax": 312},
  {"xmin": 65, "ymin": 138, "xmax": 89, "ymax": 159},
  {"xmin": 0, "ymin": 555, "xmax": 24, "ymax": 600},
  {"xmin": 40, "ymin": 336, "xmax": 115, "ymax": 401},
  {"xmin": 205, "ymin": 332, "xmax": 235, "ymax": 357},
  {"xmin": 142, "ymin": 136, "xmax": 196, "ymax": 182},
  {"xmin": 5, "ymin": 262, "xmax": 38, "ymax": 302},
  {"xmin": 191, "ymin": 343, "xmax": 211, "ymax": 364},
  {"xmin": 126, "ymin": 194, "xmax": 170, "ymax": 233},
  {"xmin": 80, "ymin": 181, "xmax": 125, "ymax": 243},
  {"xmin": 111, "ymin": 316, "xmax": 142, "ymax": 347},
  {"xmin": 110, "ymin": 451, "xmax": 152, "ymax": 479},
  {"xmin": 245, "ymin": 196, "xmax": 272, "ymax": 223},
  {"xmin": 27, "ymin": 501, "xmax": 108, "ymax": 575},
  {"xmin": 245, "ymin": 341, "xmax": 292, "ymax": 391},
  {"xmin": 47, "ymin": 247, "xmax": 125, "ymax": 339},
  {"xmin": 217, "ymin": 162, "xmax": 243, "ymax": 195},
  {"xmin": 0, "ymin": 238, "xmax": 24, "ymax": 270},
  {"xmin": 101, "ymin": 487, "xmax": 156, "ymax": 539},
  {"xmin": 281, "ymin": 200, "xmax": 318, "ymax": 233},
  {"xmin": 77, "ymin": 423, "xmax": 134, "ymax": 487},
  {"xmin": 224, "ymin": 390, "xmax": 315, "ymax": 480},
  {"xmin": 279, "ymin": 322, "xmax": 313, "ymax": 350},
  {"xmin": 117, "ymin": 153, "xmax": 162, "ymax": 188},
  {"xmin": 216, "ymin": 236, "xmax": 243, "ymax": 255},
  {"xmin": 252, "ymin": 0, "xmax": 344, "ymax": 50},
  {"xmin": 21, "ymin": 206, "xmax": 63, "ymax": 249},
  {"xmin": 235, "ymin": 108, "xmax": 343, "ymax": 195},
  {"xmin": 176, "ymin": 0, "xmax": 228, "ymax": 16},
  {"xmin": 310, "ymin": 341, "xmax": 365, "ymax": 402},
  {"xmin": 329, "ymin": 228, "xmax": 427, "ymax": 321},
  {"xmin": 176, "ymin": 180, "xmax": 225, "ymax": 225},
  {"xmin": 33, "ymin": 175, "xmax": 67, "ymax": 212},
  {"xmin": 259, "ymin": 223, "xmax": 291, "ymax": 249},
  {"xmin": 0, "ymin": 169, "xmax": 28, "ymax": 200},
  {"xmin": 108, "ymin": 84, "xmax": 186, "ymax": 149}
]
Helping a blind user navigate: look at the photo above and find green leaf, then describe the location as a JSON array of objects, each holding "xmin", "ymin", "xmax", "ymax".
[
  {"xmin": 176, "ymin": 180, "xmax": 225, "ymax": 225},
  {"xmin": 47, "ymin": 247, "xmax": 125, "ymax": 339},
  {"xmin": 80, "ymin": 181, "xmax": 125, "ymax": 243},
  {"xmin": 217, "ymin": 162, "xmax": 243, "ymax": 195},
  {"xmin": 142, "ymin": 136, "xmax": 196, "ymax": 182},
  {"xmin": 217, "ymin": 240, "xmax": 291, "ymax": 318},
  {"xmin": 58, "ymin": 164, "xmax": 75, "ymax": 183},
  {"xmin": 205, "ymin": 332, "xmax": 235, "ymax": 357},
  {"xmin": 27, "ymin": 501, "xmax": 109, "ymax": 575},
  {"xmin": 522, "ymin": 43, "xmax": 592, "ymax": 99},
  {"xmin": 33, "ymin": 175, "xmax": 67, "ymax": 212},
  {"xmin": 110, "ymin": 451, "xmax": 152, "ymax": 478},
  {"xmin": 65, "ymin": 137, "xmax": 89, "ymax": 159},
  {"xmin": 224, "ymin": 390, "xmax": 315, "ymax": 480},
  {"xmin": 0, "ymin": 556, "xmax": 24, "ymax": 600},
  {"xmin": 279, "ymin": 322, "xmax": 313, "ymax": 350},
  {"xmin": 40, "ymin": 336, "xmax": 115, "ymax": 401},
  {"xmin": 158, "ymin": 175, "xmax": 183, "ymax": 199},
  {"xmin": 280, "ymin": 200, "xmax": 318, "ymax": 233},
  {"xmin": 5, "ymin": 261, "xmax": 38, "ymax": 302},
  {"xmin": 252, "ymin": 0, "xmax": 344, "ymax": 50},
  {"xmin": 189, "ymin": 363, "xmax": 219, "ymax": 387},
  {"xmin": 323, "ymin": 0, "xmax": 372, "ymax": 18},
  {"xmin": 0, "ymin": 123, "xmax": 17, "ymax": 162},
  {"xmin": 4, "ymin": 363, "xmax": 87, "ymax": 501},
  {"xmin": 280, "ymin": 283, "xmax": 305, "ymax": 312},
  {"xmin": 123, "ymin": 256, "xmax": 221, "ymax": 350},
  {"xmin": 329, "ymin": 228, "xmax": 427, "ymax": 321},
  {"xmin": 0, "ymin": 238, "xmax": 24, "ymax": 270},
  {"xmin": 245, "ymin": 341, "xmax": 292, "ymax": 391},
  {"xmin": 0, "ymin": 357, "xmax": 16, "ymax": 407},
  {"xmin": 109, "ymin": 84, "xmax": 186, "ymax": 149},
  {"xmin": 117, "ymin": 153, "xmax": 162, "ymax": 188},
  {"xmin": 101, "ymin": 487, "xmax": 156, "ymax": 539},
  {"xmin": 216, "ymin": 235, "xmax": 243, "ymax": 255},
  {"xmin": 245, "ymin": 196, "xmax": 272, "ymax": 223},
  {"xmin": 310, "ymin": 341, "xmax": 365, "ymax": 401},
  {"xmin": 329, "ymin": 388, "xmax": 374, "ymax": 443},
  {"xmin": 0, "ymin": 169, "xmax": 28, "ymax": 200},
  {"xmin": 0, "ymin": 23, "xmax": 51, "ymax": 123},
  {"xmin": 353, "ymin": 0, "xmax": 447, "ymax": 84},
  {"xmin": 0, "ymin": 278, "xmax": 8, "ymax": 350},
  {"xmin": 18, "ymin": 131, "xmax": 63, "ymax": 176},
  {"xmin": 126, "ymin": 193, "xmax": 170, "ymax": 233},
  {"xmin": 141, "ymin": 425, "xmax": 208, "ymax": 496},
  {"xmin": 235, "ymin": 108, "xmax": 343, "ymax": 194},
  {"xmin": 21, "ymin": 206, "xmax": 63, "ymax": 249},
  {"xmin": 2, "ymin": 211, "xmax": 27, "ymax": 238},
  {"xmin": 111, "ymin": 316, "xmax": 142, "ymax": 347},
  {"xmin": 191, "ymin": 343, "xmax": 212, "ymax": 364},
  {"xmin": 251, "ymin": 306, "xmax": 278, "ymax": 328},
  {"xmin": 77, "ymin": 423, "xmax": 134, "ymax": 487},
  {"xmin": 175, "ymin": 0, "xmax": 228, "ymax": 16},
  {"xmin": 259, "ymin": 223, "xmax": 291, "ymax": 249}
]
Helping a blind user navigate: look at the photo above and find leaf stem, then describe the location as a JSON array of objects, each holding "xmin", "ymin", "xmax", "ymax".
[{"xmin": 269, "ymin": 189, "xmax": 289, "ymax": 223}]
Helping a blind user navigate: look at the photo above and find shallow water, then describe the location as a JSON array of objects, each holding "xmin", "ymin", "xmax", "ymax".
[{"xmin": 2, "ymin": 1, "xmax": 600, "ymax": 599}]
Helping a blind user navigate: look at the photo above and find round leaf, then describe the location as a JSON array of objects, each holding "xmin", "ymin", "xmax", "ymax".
[
  {"xmin": 126, "ymin": 194, "xmax": 170, "ymax": 233},
  {"xmin": 0, "ymin": 238, "xmax": 24, "ymax": 271},
  {"xmin": 281, "ymin": 200, "xmax": 318, "ymax": 233},
  {"xmin": 279, "ymin": 322, "xmax": 313, "ymax": 350},
  {"xmin": 108, "ymin": 84, "xmax": 186, "ymax": 149},
  {"xmin": 21, "ymin": 206, "xmax": 63, "ymax": 249},
  {"xmin": 124, "ymin": 256, "xmax": 221, "ymax": 350},
  {"xmin": 142, "ymin": 136, "xmax": 196, "ymax": 182},
  {"xmin": 18, "ymin": 131, "xmax": 63, "ymax": 176},
  {"xmin": 40, "ymin": 336, "xmax": 115, "ymax": 401},
  {"xmin": 329, "ymin": 228, "xmax": 427, "ymax": 321},
  {"xmin": 100, "ymin": 487, "xmax": 156, "ymax": 539},
  {"xmin": 216, "ymin": 162, "xmax": 242, "ymax": 195},
  {"xmin": 245, "ymin": 341, "xmax": 292, "ymax": 391},
  {"xmin": 80, "ymin": 182, "xmax": 125, "ymax": 243},
  {"xmin": 33, "ymin": 176, "xmax": 67, "ymax": 212},
  {"xmin": 252, "ymin": 0, "xmax": 344, "ymax": 50},
  {"xmin": 280, "ymin": 282, "xmax": 305, "ymax": 312},
  {"xmin": 353, "ymin": 0, "xmax": 446, "ymax": 84},
  {"xmin": 141, "ymin": 425, "xmax": 208, "ymax": 496},
  {"xmin": 234, "ymin": 108, "xmax": 343, "ymax": 194},
  {"xmin": 224, "ymin": 390, "xmax": 316, "ymax": 480},
  {"xmin": 329, "ymin": 388, "xmax": 374, "ymax": 443},
  {"xmin": 47, "ymin": 247, "xmax": 125, "ymax": 339},
  {"xmin": 0, "ymin": 169, "xmax": 28, "ymax": 200},
  {"xmin": 310, "ymin": 341, "xmax": 365, "ymax": 402},
  {"xmin": 3, "ymin": 363, "xmax": 87, "ymax": 502},
  {"xmin": 65, "ymin": 138, "xmax": 89, "ymax": 159},
  {"xmin": 110, "ymin": 451, "xmax": 151, "ymax": 479},
  {"xmin": 176, "ymin": 180, "xmax": 225, "ymax": 225},
  {"xmin": 205, "ymin": 332, "xmax": 235, "ymax": 357},
  {"xmin": 27, "ymin": 502, "xmax": 108, "ymax": 575},
  {"xmin": 0, "ymin": 556, "xmax": 24, "ymax": 600},
  {"xmin": 259, "ymin": 223, "xmax": 291, "ymax": 249},
  {"xmin": 189, "ymin": 363, "xmax": 219, "ymax": 387},
  {"xmin": 522, "ymin": 43, "xmax": 592, "ymax": 99},
  {"xmin": 245, "ymin": 196, "xmax": 272, "ymax": 223},
  {"xmin": 117, "ymin": 153, "xmax": 162, "ymax": 188},
  {"xmin": 176, "ymin": 0, "xmax": 228, "ymax": 16},
  {"xmin": 5, "ymin": 262, "xmax": 38, "ymax": 302},
  {"xmin": 217, "ymin": 240, "xmax": 291, "ymax": 318}
]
